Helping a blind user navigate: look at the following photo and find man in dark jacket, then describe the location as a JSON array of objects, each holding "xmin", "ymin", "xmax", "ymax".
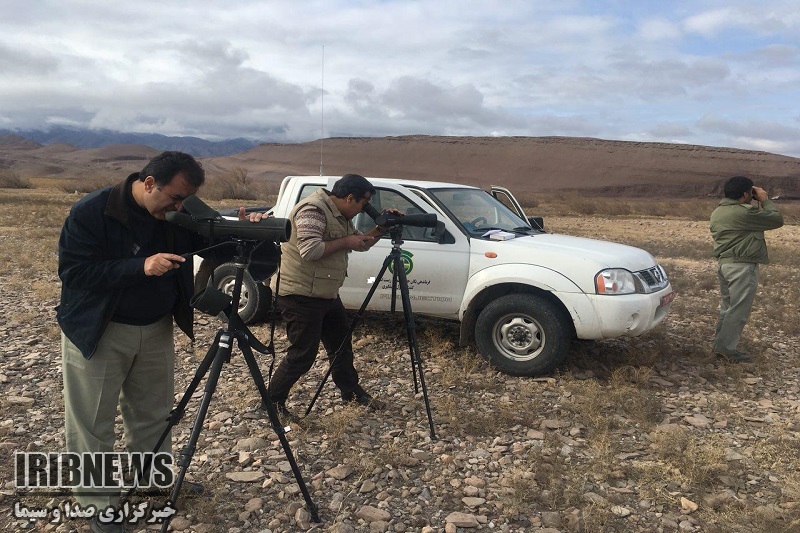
[
  {"xmin": 58, "ymin": 151, "xmax": 205, "ymax": 531},
  {"xmin": 710, "ymin": 176, "xmax": 784, "ymax": 361}
]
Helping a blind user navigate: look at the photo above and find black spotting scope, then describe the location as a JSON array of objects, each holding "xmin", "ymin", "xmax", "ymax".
[
  {"xmin": 363, "ymin": 203, "xmax": 438, "ymax": 228},
  {"xmin": 166, "ymin": 195, "xmax": 291, "ymax": 242}
]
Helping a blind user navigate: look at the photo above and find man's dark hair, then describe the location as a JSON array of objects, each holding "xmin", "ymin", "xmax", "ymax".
[
  {"xmin": 139, "ymin": 151, "xmax": 205, "ymax": 187},
  {"xmin": 331, "ymin": 174, "xmax": 375, "ymax": 201},
  {"xmin": 723, "ymin": 176, "xmax": 754, "ymax": 200}
]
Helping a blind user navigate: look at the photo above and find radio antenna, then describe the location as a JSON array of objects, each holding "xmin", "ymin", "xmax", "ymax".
[{"xmin": 320, "ymin": 45, "xmax": 325, "ymax": 176}]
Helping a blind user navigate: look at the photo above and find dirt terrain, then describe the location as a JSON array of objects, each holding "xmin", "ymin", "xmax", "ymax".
[{"xmin": 1, "ymin": 186, "xmax": 799, "ymax": 533}]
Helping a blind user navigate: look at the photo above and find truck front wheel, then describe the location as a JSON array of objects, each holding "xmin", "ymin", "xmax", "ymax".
[
  {"xmin": 475, "ymin": 294, "xmax": 570, "ymax": 376},
  {"xmin": 212, "ymin": 264, "xmax": 271, "ymax": 324}
]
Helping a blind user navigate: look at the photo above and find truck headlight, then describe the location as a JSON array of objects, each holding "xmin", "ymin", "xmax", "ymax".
[{"xmin": 595, "ymin": 269, "xmax": 637, "ymax": 295}]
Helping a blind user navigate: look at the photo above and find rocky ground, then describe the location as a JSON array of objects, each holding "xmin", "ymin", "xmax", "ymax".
[{"xmin": 1, "ymin": 196, "xmax": 799, "ymax": 533}]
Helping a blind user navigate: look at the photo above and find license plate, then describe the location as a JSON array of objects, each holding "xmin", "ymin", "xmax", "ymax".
[{"xmin": 659, "ymin": 292, "xmax": 675, "ymax": 308}]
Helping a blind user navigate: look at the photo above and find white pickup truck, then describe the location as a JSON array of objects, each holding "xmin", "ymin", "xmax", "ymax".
[{"xmin": 196, "ymin": 175, "xmax": 674, "ymax": 377}]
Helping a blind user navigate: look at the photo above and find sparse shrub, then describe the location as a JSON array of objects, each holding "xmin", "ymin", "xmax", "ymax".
[
  {"xmin": 203, "ymin": 167, "xmax": 272, "ymax": 201},
  {"xmin": 0, "ymin": 170, "xmax": 32, "ymax": 189}
]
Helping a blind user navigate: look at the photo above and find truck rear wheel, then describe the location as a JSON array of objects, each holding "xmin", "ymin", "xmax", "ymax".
[
  {"xmin": 475, "ymin": 294, "xmax": 570, "ymax": 376},
  {"xmin": 212, "ymin": 264, "xmax": 271, "ymax": 324}
]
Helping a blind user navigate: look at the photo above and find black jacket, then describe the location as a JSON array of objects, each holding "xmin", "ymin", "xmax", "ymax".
[{"xmin": 57, "ymin": 174, "xmax": 202, "ymax": 359}]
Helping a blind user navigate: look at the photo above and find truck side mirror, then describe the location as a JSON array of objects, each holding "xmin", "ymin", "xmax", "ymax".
[{"xmin": 528, "ymin": 216, "xmax": 545, "ymax": 231}]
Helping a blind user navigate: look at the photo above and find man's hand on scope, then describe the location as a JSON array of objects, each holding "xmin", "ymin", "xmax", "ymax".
[
  {"xmin": 145, "ymin": 253, "xmax": 185, "ymax": 276},
  {"xmin": 344, "ymin": 234, "xmax": 376, "ymax": 252},
  {"xmin": 237, "ymin": 206, "xmax": 274, "ymax": 222}
]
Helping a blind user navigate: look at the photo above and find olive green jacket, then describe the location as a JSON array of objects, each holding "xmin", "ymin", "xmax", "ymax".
[{"xmin": 710, "ymin": 198, "xmax": 783, "ymax": 264}]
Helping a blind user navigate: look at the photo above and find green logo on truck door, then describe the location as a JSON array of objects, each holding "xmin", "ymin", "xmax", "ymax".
[{"xmin": 388, "ymin": 250, "xmax": 414, "ymax": 275}]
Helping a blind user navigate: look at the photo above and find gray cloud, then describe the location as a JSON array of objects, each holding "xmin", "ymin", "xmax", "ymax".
[{"xmin": 0, "ymin": 41, "xmax": 59, "ymax": 74}]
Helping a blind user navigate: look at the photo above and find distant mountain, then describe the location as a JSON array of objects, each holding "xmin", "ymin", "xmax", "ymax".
[{"xmin": 0, "ymin": 126, "xmax": 260, "ymax": 157}]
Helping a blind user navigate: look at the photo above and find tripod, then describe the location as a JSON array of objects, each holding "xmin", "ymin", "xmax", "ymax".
[
  {"xmin": 126, "ymin": 239, "xmax": 320, "ymax": 531},
  {"xmin": 305, "ymin": 226, "xmax": 436, "ymax": 439}
]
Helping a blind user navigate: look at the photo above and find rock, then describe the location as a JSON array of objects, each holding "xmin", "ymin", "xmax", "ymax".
[
  {"xmin": 6, "ymin": 396, "xmax": 35, "ymax": 406},
  {"xmin": 541, "ymin": 419, "xmax": 571, "ymax": 429},
  {"xmin": 462, "ymin": 497, "xmax": 486, "ymax": 507},
  {"xmin": 611, "ymin": 506, "xmax": 631, "ymax": 517},
  {"xmin": 234, "ymin": 437, "xmax": 269, "ymax": 451},
  {"xmin": 169, "ymin": 517, "xmax": 191, "ymax": 531},
  {"xmin": 245, "ymin": 497, "xmax": 263, "ymax": 512},
  {"xmin": 541, "ymin": 511, "xmax": 561, "ymax": 527},
  {"xmin": 356, "ymin": 505, "xmax": 391, "ymax": 522},
  {"xmin": 583, "ymin": 492, "xmax": 609, "ymax": 505},
  {"xmin": 464, "ymin": 476, "xmax": 485, "ymax": 488},
  {"xmin": 295, "ymin": 507, "xmax": 312, "ymax": 529},
  {"xmin": 327, "ymin": 465, "xmax": 355, "ymax": 480},
  {"xmin": 680, "ymin": 497, "xmax": 699, "ymax": 512},
  {"xmin": 225, "ymin": 471, "xmax": 265, "ymax": 482},
  {"xmin": 684, "ymin": 414, "xmax": 711, "ymax": 427},
  {"xmin": 445, "ymin": 512, "xmax": 479, "ymax": 527}
]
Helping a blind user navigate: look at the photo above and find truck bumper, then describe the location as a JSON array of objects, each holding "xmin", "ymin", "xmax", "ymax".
[{"xmin": 573, "ymin": 284, "xmax": 674, "ymax": 339}]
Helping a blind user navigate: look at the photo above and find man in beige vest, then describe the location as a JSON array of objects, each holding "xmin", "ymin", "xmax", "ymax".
[{"xmin": 261, "ymin": 174, "xmax": 387, "ymax": 421}]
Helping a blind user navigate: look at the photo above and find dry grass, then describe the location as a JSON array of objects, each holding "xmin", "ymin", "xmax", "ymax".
[{"xmin": 2, "ymin": 183, "xmax": 799, "ymax": 532}]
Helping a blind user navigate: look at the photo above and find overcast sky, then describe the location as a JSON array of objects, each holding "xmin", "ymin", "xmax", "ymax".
[{"xmin": 2, "ymin": 1, "xmax": 799, "ymax": 156}]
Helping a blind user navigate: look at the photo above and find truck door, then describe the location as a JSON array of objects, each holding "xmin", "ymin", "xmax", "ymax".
[
  {"xmin": 490, "ymin": 186, "xmax": 529, "ymax": 222},
  {"xmin": 490, "ymin": 186, "xmax": 544, "ymax": 231},
  {"xmin": 340, "ymin": 186, "xmax": 470, "ymax": 320}
]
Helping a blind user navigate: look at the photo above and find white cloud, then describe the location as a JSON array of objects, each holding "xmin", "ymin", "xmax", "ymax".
[{"xmin": 0, "ymin": 1, "xmax": 799, "ymax": 155}]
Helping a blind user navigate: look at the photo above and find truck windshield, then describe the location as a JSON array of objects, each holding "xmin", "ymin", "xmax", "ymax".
[{"xmin": 428, "ymin": 188, "xmax": 531, "ymax": 235}]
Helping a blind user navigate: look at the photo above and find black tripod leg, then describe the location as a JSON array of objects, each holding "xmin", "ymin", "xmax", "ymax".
[
  {"xmin": 159, "ymin": 332, "xmax": 231, "ymax": 533},
  {"xmin": 238, "ymin": 337, "xmax": 320, "ymax": 522},
  {"xmin": 305, "ymin": 252, "xmax": 394, "ymax": 416},
  {"xmin": 121, "ymin": 331, "xmax": 223, "ymax": 504},
  {"xmin": 395, "ymin": 254, "xmax": 437, "ymax": 440}
]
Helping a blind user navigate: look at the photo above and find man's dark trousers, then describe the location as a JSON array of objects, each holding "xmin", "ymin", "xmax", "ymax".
[{"xmin": 269, "ymin": 295, "xmax": 360, "ymax": 403}]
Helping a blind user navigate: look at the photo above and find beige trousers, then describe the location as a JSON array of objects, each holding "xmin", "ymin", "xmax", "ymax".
[{"xmin": 62, "ymin": 316, "xmax": 174, "ymax": 510}]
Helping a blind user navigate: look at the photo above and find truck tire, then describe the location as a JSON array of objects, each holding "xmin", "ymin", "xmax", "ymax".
[
  {"xmin": 212, "ymin": 264, "xmax": 271, "ymax": 324},
  {"xmin": 475, "ymin": 294, "xmax": 570, "ymax": 376}
]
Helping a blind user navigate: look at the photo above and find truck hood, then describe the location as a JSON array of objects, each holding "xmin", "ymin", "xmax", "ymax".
[{"xmin": 472, "ymin": 233, "xmax": 659, "ymax": 290}]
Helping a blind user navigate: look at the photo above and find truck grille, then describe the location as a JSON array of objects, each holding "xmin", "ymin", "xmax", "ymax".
[{"xmin": 634, "ymin": 266, "xmax": 670, "ymax": 293}]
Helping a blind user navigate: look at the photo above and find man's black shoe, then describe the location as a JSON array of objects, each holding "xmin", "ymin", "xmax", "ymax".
[
  {"xmin": 343, "ymin": 391, "xmax": 386, "ymax": 411},
  {"xmin": 715, "ymin": 350, "xmax": 753, "ymax": 362},
  {"xmin": 276, "ymin": 402, "xmax": 300, "ymax": 424},
  {"xmin": 90, "ymin": 516, "xmax": 124, "ymax": 533},
  {"xmin": 183, "ymin": 480, "xmax": 205, "ymax": 496}
]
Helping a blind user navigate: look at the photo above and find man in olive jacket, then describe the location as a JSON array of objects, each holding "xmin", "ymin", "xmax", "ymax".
[{"xmin": 710, "ymin": 176, "xmax": 783, "ymax": 361}]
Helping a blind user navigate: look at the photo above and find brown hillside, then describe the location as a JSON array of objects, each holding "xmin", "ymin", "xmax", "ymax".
[
  {"xmin": 3, "ymin": 135, "xmax": 799, "ymax": 198},
  {"xmin": 210, "ymin": 136, "xmax": 800, "ymax": 198}
]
